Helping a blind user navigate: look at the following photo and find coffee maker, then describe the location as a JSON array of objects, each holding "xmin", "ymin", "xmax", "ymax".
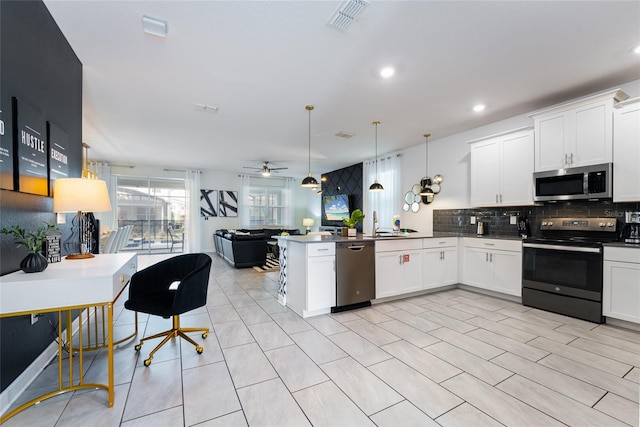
[{"xmin": 621, "ymin": 211, "xmax": 640, "ymax": 244}]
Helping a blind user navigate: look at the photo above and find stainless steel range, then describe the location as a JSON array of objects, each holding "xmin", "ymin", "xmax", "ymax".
[{"xmin": 522, "ymin": 217, "xmax": 618, "ymax": 323}]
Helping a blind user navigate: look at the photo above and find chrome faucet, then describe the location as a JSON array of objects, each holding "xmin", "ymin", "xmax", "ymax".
[{"xmin": 372, "ymin": 210, "xmax": 379, "ymax": 235}]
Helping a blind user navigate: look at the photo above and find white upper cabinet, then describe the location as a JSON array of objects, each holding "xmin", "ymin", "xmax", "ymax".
[
  {"xmin": 613, "ymin": 98, "xmax": 640, "ymax": 202},
  {"xmin": 530, "ymin": 89, "xmax": 628, "ymax": 171},
  {"xmin": 470, "ymin": 128, "xmax": 534, "ymax": 207}
]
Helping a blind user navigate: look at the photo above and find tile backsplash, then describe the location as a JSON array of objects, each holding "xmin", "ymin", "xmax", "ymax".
[{"xmin": 433, "ymin": 200, "xmax": 640, "ymax": 238}]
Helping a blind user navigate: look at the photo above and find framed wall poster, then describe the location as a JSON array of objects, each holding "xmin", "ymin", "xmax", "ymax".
[
  {"xmin": 14, "ymin": 98, "xmax": 48, "ymax": 195},
  {"xmin": 48, "ymin": 122, "xmax": 69, "ymax": 195},
  {"xmin": 0, "ymin": 101, "xmax": 15, "ymax": 190},
  {"xmin": 200, "ymin": 189, "xmax": 218, "ymax": 218},
  {"xmin": 219, "ymin": 190, "xmax": 238, "ymax": 217}
]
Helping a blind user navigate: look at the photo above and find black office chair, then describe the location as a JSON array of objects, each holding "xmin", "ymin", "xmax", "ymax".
[{"xmin": 125, "ymin": 253, "xmax": 212, "ymax": 366}]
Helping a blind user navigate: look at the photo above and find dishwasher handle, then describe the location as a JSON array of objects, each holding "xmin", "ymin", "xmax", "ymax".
[{"xmin": 346, "ymin": 245, "xmax": 366, "ymax": 251}]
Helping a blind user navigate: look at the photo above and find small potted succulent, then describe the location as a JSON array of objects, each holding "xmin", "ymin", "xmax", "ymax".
[
  {"xmin": 342, "ymin": 209, "xmax": 365, "ymax": 237},
  {"xmin": 1, "ymin": 222, "xmax": 59, "ymax": 273}
]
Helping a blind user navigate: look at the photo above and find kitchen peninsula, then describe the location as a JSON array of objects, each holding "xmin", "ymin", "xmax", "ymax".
[{"xmin": 276, "ymin": 232, "xmax": 523, "ymax": 318}]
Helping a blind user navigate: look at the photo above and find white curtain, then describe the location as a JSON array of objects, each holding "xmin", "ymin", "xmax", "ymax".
[
  {"xmin": 185, "ymin": 169, "xmax": 201, "ymax": 252},
  {"xmin": 89, "ymin": 162, "xmax": 117, "ymax": 232},
  {"xmin": 240, "ymin": 174, "xmax": 252, "ymax": 229},
  {"xmin": 282, "ymin": 177, "xmax": 294, "ymax": 228},
  {"xmin": 363, "ymin": 152, "xmax": 402, "ymax": 235}
]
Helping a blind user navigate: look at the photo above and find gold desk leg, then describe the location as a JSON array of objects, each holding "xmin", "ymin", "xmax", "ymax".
[{"xmin": 107, "ymin": 302, "xmax": 114, "ymax": 407}]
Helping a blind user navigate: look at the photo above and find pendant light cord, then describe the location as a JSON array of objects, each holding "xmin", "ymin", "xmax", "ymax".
[
  {"xmin": 374, "ymin": 121, "xmax": 380, "ymax": 178},
  {"xmin": 424, "ymin": 133, "xmax": 431, "ymax": 179}
]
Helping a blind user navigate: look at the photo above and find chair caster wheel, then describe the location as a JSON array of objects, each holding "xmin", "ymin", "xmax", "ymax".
[
  {"xmin": 196, "ymin": 346, "xmax": 204, "ymax": 354},
  {"xmin": 144, "ymin": 358, "xmax": 152, "ymax": 367},
  {"xmin": 134, "ymin": 344, "xmax": 142, "ymax": 352},
  {"xmin": 202, "ymin": 332, "xmax": 208, "ymax": 339}
]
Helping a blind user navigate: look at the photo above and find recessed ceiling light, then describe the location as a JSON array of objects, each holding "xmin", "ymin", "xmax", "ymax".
[
  {"xmin": 633, "ymin": 44, "xmax": 640, "ymax": 54},
  {"xmin": 380, "ymin": 67, "xmax": 395, "ymax": 78},
  {"xmin": 142, "ymin": 15, "xmax": 168, "ymax": 38},
  {"xmin": 473, "ymin": 104, "xmax": 486, "ymax": 112}
]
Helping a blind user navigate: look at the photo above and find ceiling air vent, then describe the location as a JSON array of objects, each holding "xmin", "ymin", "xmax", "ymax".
[{"xmin": 328, "ymin": 0, "xmax": 369, "ymax": 30}]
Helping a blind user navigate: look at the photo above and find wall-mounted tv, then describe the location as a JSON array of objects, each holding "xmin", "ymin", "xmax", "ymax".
[{"xmin": 323, "ymin": 194, "xmax": 350, "ymax": 222}]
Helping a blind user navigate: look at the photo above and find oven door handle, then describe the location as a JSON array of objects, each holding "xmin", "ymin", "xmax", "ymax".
[{"xmin": 522, "ymin": 243, "xmax": 601, "ymax": 253}]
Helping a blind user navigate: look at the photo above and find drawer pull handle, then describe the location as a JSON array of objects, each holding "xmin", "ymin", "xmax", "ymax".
[
  {"xmin": 484, "ymin": 243, "xmax": 495, "ymax": 246},
  {"xmin": 317, "ymin": 248, "xmax": 329, "ymax": 251}
]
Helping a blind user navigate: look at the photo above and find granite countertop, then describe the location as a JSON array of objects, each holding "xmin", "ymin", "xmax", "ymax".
[
  {"xmin": 602, "ymin": 242, "xmax": 640, "ymax": 249},
  {"xmin": 277, "ymin": 232, "xmax": 525, "ymax": 243}
]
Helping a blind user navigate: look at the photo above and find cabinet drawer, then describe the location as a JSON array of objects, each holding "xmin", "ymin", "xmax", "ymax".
[
  {"xmin": 307, "ymin": 242, "xmax": 335, "ymax": 257},
  {"xmin": 604, "ymin": 247, "xmax": 640, "ymax": 263},
  {"xmin": 375, "ymin": 239, "xmax": 422, "ymax": 253},
  {"xmin": 113, "ymin": 257, "xmax": 138, "ymax": 300},
  {"xmin": 423, "ymin": 237, "xmax": 458, "ymax": 249},
  {"xmin": 463, "ymin": 237, "xmax": 522, "ymax": 252}
]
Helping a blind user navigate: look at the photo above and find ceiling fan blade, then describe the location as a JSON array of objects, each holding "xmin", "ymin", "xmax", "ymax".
[{"xmin": 270, "ymin": 167, "xmax": 288, "ymax": 171}]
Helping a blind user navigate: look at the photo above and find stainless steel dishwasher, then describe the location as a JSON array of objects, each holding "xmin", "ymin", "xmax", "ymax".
[{"xmin": 333, "ymin": 240, "xmax": 376, "ymax": 312}]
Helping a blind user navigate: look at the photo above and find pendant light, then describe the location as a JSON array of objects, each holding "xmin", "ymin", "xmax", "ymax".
[
  {"xmin": 301, "ymin": 105, "xmax": 319, "ymax": 188},
  {"xmin": 369, "ymin": 121, "xmax": 384, "ymax": 191},
  {"xmin": 419, "ymin": 133, "xmax": 435, "ymax": 203}
]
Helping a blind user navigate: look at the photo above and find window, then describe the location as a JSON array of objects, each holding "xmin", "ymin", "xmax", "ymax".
[
  {"xmin": 240, "ymin": 176, "xmax": 293, "ymax": 228},
  {"xmin": 363, "ymin": 153, "xmax": 402, "ymax": 234}
]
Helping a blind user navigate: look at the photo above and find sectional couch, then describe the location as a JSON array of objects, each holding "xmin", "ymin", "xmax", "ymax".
[{"xmin": 214, "ymin": 228, "xmax": 301, "ymax": 268}]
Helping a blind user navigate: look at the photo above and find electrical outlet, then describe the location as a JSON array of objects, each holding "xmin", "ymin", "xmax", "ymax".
[
  {"xmin": 31, "ymin": 314, "xmax": 38, "ymax": 325},
  {"xmin": 470, "ymin": 216, "xmax": 476, "ymax": 225},
  {"xmin": 510, "ymin": 215, "xmax": 517, "ymax": 225}
]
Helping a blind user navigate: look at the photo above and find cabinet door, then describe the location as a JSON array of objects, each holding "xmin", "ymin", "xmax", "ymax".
[
  {"xmin": 424, "ymin": 247, "xmax": 458, "ymax": 289},
  {"xmin": 375, "ymin": 251, "xmax": 403, "ymax": 298},
  {"xmin": 441, "ymin": 247, "xmax": 459, "ymax": 286},
  {"xmin": 535, "ymin": 112, "xmax": 567, "ymax": 171},
  {"xmin": 470, "ymin": 139, "xmax": 500, "ymax": 206},
  {"xmin": 613, "ymin": 101, "xmax": 640, "ymax": 202},
  {"xmin": 603, "ymin": 260, "xmax": 640, "ymax": 323},
  {"xmin": 462, "ymin": 247, "xmax": 492, "ymax": 289},
  {"xmin": 423, "ymin": 248, "xmax": 444, "ymax": 289},
  {"xmin": 491, "ymin": 250, "xmax": 522, "ymax": 297},
  {"xmin": 307, "ymin": 256, "xmax": 336, "ymax": 312},
  {"xmin": 500, "ymin": 131, "xmax": 534, "ymax": 206},
  {"xmin": 573, "ymin": 103, "xmax": 611, "ymax": 167},
  {"xmin": 401, "ymin": 249, "xmax": 423, "ymax": 294}
]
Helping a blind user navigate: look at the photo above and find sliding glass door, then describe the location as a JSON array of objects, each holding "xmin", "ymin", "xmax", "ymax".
[{"xmin": 115, "ymin": 176, "xmax": 186, "ymax": 254}]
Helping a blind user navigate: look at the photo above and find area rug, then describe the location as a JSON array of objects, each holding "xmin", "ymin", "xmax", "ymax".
[{"xmin": 253, "ymin": 257, "xmax": 279, "ymax": 272}]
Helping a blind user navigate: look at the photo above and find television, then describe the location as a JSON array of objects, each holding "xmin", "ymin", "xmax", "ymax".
[{"xmin": 323, "ymin": 194, "xmax": 350, "ymax": 222}]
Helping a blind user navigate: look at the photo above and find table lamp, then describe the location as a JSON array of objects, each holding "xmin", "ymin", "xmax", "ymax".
[
  {"xmin": 53, "ymin": 178, "xmax": 112, "ymax": 259},
  {"xmin": 303, "ymin": 218, "xmax": 314, "ymax": 234}
]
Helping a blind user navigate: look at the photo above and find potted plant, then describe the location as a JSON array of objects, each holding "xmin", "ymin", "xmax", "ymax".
[
  {"xmin": 1, "ymin": 222, "xmax": 59, "ymax": 273},
  {"xmin": 343, "ymin": 209, "xmax": 365, "ymax": 237}
]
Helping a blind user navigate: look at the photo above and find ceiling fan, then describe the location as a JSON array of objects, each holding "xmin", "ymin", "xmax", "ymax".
[{"xmin": 243, "ymin": 161, "xmax": 288, "ymax": 177}]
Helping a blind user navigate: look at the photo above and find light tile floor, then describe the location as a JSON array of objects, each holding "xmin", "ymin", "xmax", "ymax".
[{"xmin": 3, "ymin": 253, "xmax": 640, "ymax": 426}]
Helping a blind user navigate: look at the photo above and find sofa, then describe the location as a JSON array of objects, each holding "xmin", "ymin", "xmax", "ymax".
[{"xmin": 214, "ymin": 228, "xmax": 301, "ymax": 268}]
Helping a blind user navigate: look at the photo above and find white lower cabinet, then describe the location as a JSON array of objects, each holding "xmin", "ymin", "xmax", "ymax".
[
  {"xmin": 603, "ymin": 247, "xmax": 640, "ymax": 324},
  {"xmin": 307, "ymin": 255, "xmax": 336, "ymax": 313},
  {"xmin": 286, "ymin": 241, "xmax": 336, "ymax": 317},
  {"xmin": 375, "ymin": 239, "xmax": 422, "ymax": 298},
  {"xmin": 462, "ymin": 238, "xmax": 522, "ymax": 297},
  {"xmin": 423, "ymin": 238, "xmax": 458, "ymax": 289}
]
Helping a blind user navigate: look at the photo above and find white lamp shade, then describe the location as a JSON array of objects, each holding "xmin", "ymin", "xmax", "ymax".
[
  {"xmin": 53, "ymin": 178, "xmax": 112, "ymax": 213},
  {"xmin": 302, "ymin": 218, "xmax": 315, "ymax": 227}
]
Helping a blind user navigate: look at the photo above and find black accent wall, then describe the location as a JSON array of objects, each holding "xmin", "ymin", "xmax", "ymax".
[
  {"xmin": 1, "ymin": 0, "xmax": 82, "ymax": 392},
  {"xmin": 320, "ymin": 163, "xmax": 363, "ymax": 231}
]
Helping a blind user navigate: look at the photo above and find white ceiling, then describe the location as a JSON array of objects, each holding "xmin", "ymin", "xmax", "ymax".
[{"xmin": 43, "ymin": 1, "xmax": 640, "ymax": 179}]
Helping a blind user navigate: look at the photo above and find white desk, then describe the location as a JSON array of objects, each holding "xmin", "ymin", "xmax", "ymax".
[{"xmin": 0, "ymin": 253, "xmax": 137, "ymax": 423}]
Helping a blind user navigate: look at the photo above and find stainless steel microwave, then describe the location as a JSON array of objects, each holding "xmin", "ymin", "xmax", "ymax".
[{"xmin": 533, "ymin": 163, "xmax": 612, "ymax": 202}]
